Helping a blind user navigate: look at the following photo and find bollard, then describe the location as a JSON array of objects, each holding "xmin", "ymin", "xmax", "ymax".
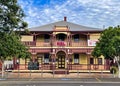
[
  {"xmin": 65, "ymin": 69, "xmax": 67, "ymax": 78},
  {"xmin": 5, "ymin": 69, "xmax": 8, "ymax": 79},
  {"xmin": 53, "ymin": 70, "xmax": 55, "ymax": 78},
  {"xmin": 29, "ymin": 68, "xmax": 32, "ymax": 78},
  {"xmin": 89, "ymin": 70, "xmax": 91, "ymax": 74},
  {"xmin": 77, "ymin": 70, "xmax": 79, "ymax": 78},
  {"xmin": 113, "ymin": 70, "xmax": 115, "ymax": 78},
  {"xmin": 41, "ymin": 67, "xmax": 43, "ymax": 78},
  {"xmin": 101, "ymin": 70, "xmax": 103, "ymax": 78},
  {"xmin": 18, "ymin": 68, "xmax": 20, "ymax": 79}
]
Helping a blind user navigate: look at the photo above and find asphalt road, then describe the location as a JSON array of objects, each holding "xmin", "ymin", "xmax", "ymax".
[
  {"xmin": 0, "ymin": 82, "xmax": 120, "ymax": 86},
  {"xmin": 0, "ymin": 78, "xmax": 120, "ymax": 86}
]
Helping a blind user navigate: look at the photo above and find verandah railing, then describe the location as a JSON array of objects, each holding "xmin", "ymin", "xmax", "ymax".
[{"xmin": 22, "ymin": 41, "xmax": 88, "ymax": 47}]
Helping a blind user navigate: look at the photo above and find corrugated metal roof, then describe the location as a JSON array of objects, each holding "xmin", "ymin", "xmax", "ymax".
[{"xmin": 29, "ymin": 20, "xmax": 103, "ymax": 31}]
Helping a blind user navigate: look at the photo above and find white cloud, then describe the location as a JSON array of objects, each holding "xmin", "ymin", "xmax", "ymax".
[{"xmin": 18, "ymin": 0, "xmax": 120, "ymax": 28}]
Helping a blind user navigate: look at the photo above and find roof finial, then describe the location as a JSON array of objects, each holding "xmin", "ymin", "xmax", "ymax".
[{"xmin": 64, "ymin": 16, "xmax": 67, "ymax": 21}]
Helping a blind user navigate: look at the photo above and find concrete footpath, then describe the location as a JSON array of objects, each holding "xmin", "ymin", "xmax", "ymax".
[
  {"xmin": 0, "ymin": 72, "xmax": 120, "ymax": 86},
  {"xmin": 0, "ymin": 72, "xmax": 116, "ymax": 79}
]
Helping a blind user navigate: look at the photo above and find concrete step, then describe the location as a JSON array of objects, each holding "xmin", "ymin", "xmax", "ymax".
[{"xmin": 53, "ymin": 70, "xmax": 69, "ymax": 74}]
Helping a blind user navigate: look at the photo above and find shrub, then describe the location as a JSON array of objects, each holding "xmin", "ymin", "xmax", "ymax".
[{"xmin": 110, "ymin": 66, "xmax": 118, "ymax": 74}]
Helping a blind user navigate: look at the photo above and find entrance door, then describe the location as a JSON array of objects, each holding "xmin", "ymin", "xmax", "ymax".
[{"xmin": 58, "ymin": 55, "xmax": 65, "ymax": 69}]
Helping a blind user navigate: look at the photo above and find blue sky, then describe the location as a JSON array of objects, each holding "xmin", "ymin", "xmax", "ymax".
[{"xmin": 18, "ymin": 0, "xmax": 120, "ymax": 29}]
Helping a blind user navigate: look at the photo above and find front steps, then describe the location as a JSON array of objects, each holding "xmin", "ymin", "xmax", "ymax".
[{"xmin": 53, "ymin": 69, "xmax": 69, "ymax": 74}]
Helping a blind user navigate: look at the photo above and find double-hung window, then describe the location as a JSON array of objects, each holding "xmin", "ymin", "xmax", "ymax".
[
  {"xmin": 90, "ymin": 58, "xmax": 94, "ymax": 64},
  {"xmin": 74, "ymin": 54, "xmax": 79, "ymax": 64},
  {"xmin": 74, "ymin": 34, "xmax": 79, "ymax": 42},
  {"xmin": 44, "ymin": 35, "xmax": 50, "ymax": 42},
  {"xmin": 44, "ymin": 54, "xmax": 49, "ymax": 64},
  {"xmin": 98, "ymin": 58, "xmax": 102, "ymax": 65}
]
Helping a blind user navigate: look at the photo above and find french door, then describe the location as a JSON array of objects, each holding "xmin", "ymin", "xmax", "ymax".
[{"xmin": 58, "ymin": 55, "xmax": 65, "ymax": 69}]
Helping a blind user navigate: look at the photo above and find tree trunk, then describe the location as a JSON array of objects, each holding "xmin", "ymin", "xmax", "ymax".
[
  {"xmin": 1, "ymin": 61, "xmax": 5, "ymax": 78},
  {"xmin": 118, "ymin": 66, "xmax": 120, "ymax": 78},
  {"xmin": 115, "ymin": 56, "xmax": 120, "ymax": 78}
]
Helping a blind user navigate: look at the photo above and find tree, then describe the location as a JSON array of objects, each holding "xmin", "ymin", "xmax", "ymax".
[
  {"xmin": 0, "ymin": 0, "xmax": 28, "ymax": 32},
  {"xmin": 0, "ymin": 0, "xmax": 30, "ymax": 77},
  {"xmin": 92, "ymin": 26, "xmax": 120, "ymax": 78},
  {"xmin": 0, "ymin": 32, "xmax": 31, "ymax": 77}
]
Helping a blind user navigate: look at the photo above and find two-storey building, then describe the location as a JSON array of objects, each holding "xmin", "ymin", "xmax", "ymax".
[{"xmin": 1, "ymin": 17, "xmax": 110, "ymax": 73}]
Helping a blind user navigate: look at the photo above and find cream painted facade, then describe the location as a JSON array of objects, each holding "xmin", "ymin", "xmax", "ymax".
[{"xmin": 89, "ymin": 33, "xmax": 100, "ymax": 40}]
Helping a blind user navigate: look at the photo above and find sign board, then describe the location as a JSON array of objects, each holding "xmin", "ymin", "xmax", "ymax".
[
  {"xmin": 21, "ymin": 35, "xmax": 33, "ymax": 41},
  {"xmin": 88, "ymin": 40, "xmax": 98, "ymax": 46}
]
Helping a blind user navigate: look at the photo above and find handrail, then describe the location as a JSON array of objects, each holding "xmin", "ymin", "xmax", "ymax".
[{"xmin": 22, "ymin": 41, "xmax": 89, "ymax": 47}]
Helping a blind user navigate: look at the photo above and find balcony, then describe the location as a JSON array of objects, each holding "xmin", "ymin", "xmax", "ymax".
[
  {"xmin": 71, "ymin": 41, "xmax": 87, "ymax": 47},
  {"xmin": 22, "ymin": 40, "xmax": 88, "ymax": 47},
  {"xmin": 23, "ymin": 41, "xmax": 51, "ymax": 47},
  {"xmin": 36, "ymin": 41, "xmax": 51, "ymax": 47}
]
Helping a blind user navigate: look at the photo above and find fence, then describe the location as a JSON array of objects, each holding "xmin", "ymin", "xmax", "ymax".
[
  {"xmin": 1, "ymin": 63, "xmax": 116, "ymax": 79},
  {"xmin": 16, "ymin": 64, "xmax": 110, "ymax": 70},
  {"xmin": 0, "ymin": 68, "xmax": 115, "ymax": 79},
  {"xmin": 0, "ymin": 64, "xmax": 117, "ymax": 79}
]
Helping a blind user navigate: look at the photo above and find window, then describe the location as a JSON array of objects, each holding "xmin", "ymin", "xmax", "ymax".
[
  {"xmin": 90, "ymin": 58, "xmax": 94, "ymax": 64},
  {"xmin": 58, "ymin": 34, "xmax": 65, "ymax": 41},
  {"xmin": 74, "ymin": 34, "xmax": 79, "ymax": 42},
  {"xmin": 44, "ymin": 35, "xmax": 50, "ymax": 42},
  {"xmin": 74, "ymin": 54, "xmax": 79, "ymax": 64},
  {"xmin": 44, "ymin": 54, "xmax": 49, "ymax": 64},
  {"xmin": 98, "ymin": 58, "xmax": 102, "ymax": 65}
]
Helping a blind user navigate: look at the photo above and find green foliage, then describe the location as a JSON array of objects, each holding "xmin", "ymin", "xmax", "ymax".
[
  {"xmin": 92, "ymin": 26, "xmax": 120, "ymax": 59},
  {"xmin": 92, "ymin": 42, "xmax": 101, "ymax": 58},
  {"xmin": 0, "ymin": 0, "xmax": 27, "ymax": 32},
  {"xmin": 0, "ymin": 0, "xmax": 31, "ymax": 62},
  {"xmin": 0, "ymin": 32, "xmax": 31, "ymax": 61}
]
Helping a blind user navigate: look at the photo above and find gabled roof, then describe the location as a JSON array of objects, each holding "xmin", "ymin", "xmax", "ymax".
[{"xmin": 29, "ymin": 20, "xmax": 103, "ymax": 32}]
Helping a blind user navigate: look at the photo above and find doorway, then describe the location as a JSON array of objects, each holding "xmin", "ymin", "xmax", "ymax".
[
  {"xmin": 57, "ymin": 51, "xmax": 66, "ymax": 69},
  {"xmin": 58, "ymin": 55, "xmax": 65, "ymax": 68}
]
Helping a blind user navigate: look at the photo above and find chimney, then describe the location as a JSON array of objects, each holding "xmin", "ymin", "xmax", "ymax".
[{"xmin": 64, "ymin": 16, "xmax": 67, "ymax": 21}]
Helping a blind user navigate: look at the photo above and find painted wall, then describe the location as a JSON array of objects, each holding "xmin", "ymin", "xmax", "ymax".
[
  {"xmin": 71, "ymin": 53, "xmax": 105, "ymax": 65},
  {"xmin": 93, "ymin": 55, "xmax": 104, "ymax": 65},
  {"xmin": 72, "ymin": 54, "xmax": 87, "ymax": 64},
  {"xmin": 72, "ymin": 34, "xmax": 87, "ymax": 41},
  {"xmin": 20, "ymin": 58, "xmax": 25, "ymax": 64},
  {"xmin": 36, "ymin": 35, "xmax": 44, "ymax": 46},
  {"xmin": 80, "ymin": 54, "xmax": 87, "ymax": 64},
  {"xmin": 54, "ymin": 26, "xmax": 68, "ymax": 31},
  {"xmin": 89, "ymin": 33, "xmax": 100, "ymax": 40},
  {"xmin": 79, "ymin": 35, "xmax": 87, "ymax": 42},
  {"xmin": 36, "ymin": 35, "xmax": 44, "ymax": 41}
]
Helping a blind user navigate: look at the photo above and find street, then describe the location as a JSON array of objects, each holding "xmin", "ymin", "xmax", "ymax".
[
  {"xmin": 0, "ymin": 78, "xmax": 120, "ymax": 86},
  {"xmin": 0, "ymin": 82, "xmax": 120, "ymax": 86}
]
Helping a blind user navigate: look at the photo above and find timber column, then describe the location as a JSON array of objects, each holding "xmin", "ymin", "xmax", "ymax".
[
  {"xmin": 67, "ymin": 49, "xmax": 72, "ymax": 70},
  {"xmin": 50, "ymin": 49, "xmax": 56, "ymax": 70},
  {"xmin": 87, "ymin": 50, "xmax": 91, "ymax": 70}
]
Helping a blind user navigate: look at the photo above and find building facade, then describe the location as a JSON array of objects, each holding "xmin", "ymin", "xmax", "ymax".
[{"xmin": 1, "ymin": 17, "xmax": 111, "ymax": 73}]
